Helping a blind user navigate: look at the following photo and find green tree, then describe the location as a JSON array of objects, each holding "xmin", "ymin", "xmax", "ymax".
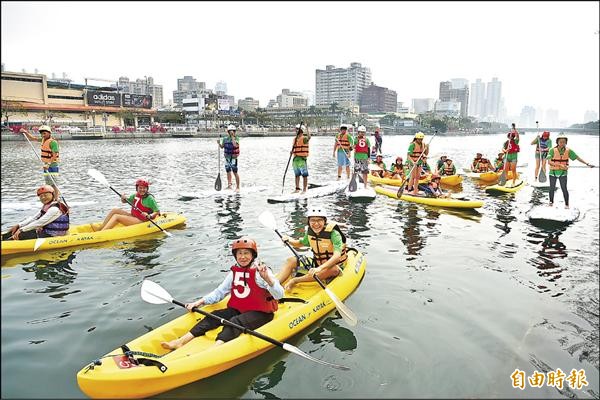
[{"xmin": 429, "ymin": 119, "xmax": 448, "ymax": 133}]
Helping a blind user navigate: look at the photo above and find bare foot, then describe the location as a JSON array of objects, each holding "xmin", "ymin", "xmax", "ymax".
[
  {"xmin": 565, "ymin": 205, "xmax": 569, "ymax": 209},
  {"xmin": 235, "ymin": 187, "xmax": 240, "ymax": 192},
  {"xmin": 284, "ymin": 279, "xmax": 297, "ymax": 292}
]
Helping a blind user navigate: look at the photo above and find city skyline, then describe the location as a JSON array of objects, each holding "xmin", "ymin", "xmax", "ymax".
[{"xmin": 1, "ymin": 1, "xmax": 598, "ymax": 125}]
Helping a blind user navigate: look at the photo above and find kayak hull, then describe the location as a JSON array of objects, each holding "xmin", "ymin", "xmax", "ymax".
[
  {"xmin": 76, "ymin": 249, "xmax": 367, "ymax": 399},
  {"xmin": 374, "ymin": 185, "xmax": 483, "ymax": 209},
  {"xmin": 1, "ymin": 212, "xmax": 186, "ymax": 255}
]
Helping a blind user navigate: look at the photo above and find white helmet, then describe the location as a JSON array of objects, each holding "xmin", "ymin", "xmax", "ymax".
[
  {"xmin": 307, "ymin": 206, "xmax": 328, "ymax": 220},
  {"xmin": 340, "ymin": 123, "xmax": 348, "ymax": 129},
  {"xmin": 295, "ymin": 124, "xmax": 306, "ymax": 131},
  {"xmin": 357, "ymin": 125, "xmax": 366, "ymax": 133},
  {"xmin": 227, "ymin": 124, "xmax": 236, "ymax": 131}
]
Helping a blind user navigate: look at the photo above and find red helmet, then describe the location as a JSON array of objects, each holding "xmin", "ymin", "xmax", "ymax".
[
  {"xmin": 135, "ymin": 179, "xmax": 150, "ymax": 188},
  {"xmin": 542, "ymin": 131, "xmax": 550, "ymax": 139},
  {"xmin": 431, "ymin": 173, "xmax": 441, "ymax": 181},
  {"xmin": 36, "ymin": 185, "xmax": 55, "ymax": 196},
  {"xmin": 231, "ymin": 237, "xmax": 258, "ymax": 257},
  {"xmin": 395, "ymin": 156, "xmax": 403, "ymax": 163}
]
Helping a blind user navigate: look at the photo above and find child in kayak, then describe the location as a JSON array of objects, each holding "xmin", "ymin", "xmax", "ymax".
[
  {"xmin": 1, "ymin": 185, "xmax": 69, "ymax": 241},
  {"xmin": 417, "ymin": 174, "xmax": 449, "ymax": 198},
  {"xmin": 440, "ymin": 158, "xmax": 456, "ymax": 176},
  {"xmin": 96, "ymin": 179, "xmax": 160, "ymax": 231},
  {"xmin": 387, "ymin": 157, "xmax": 405, "ymax": 180},
  {"xmin": 494, "ymin": 152, "xmax": 505, "ymax": 172},
  {"xmin": 277, "ymin": 207, "xmax": 347, "ymax": 291},
  {"xmin": 370, "ymin": 153, "xmax": 387, "ymax": 178},
  {"xmin": 161, "ymin": 237, "xmax": 284, "ymax": 350}
]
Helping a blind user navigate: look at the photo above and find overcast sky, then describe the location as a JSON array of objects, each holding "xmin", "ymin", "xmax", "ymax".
[{"xmin": 2, "ymin": 1, "xmax": 599, "ymax": 124}]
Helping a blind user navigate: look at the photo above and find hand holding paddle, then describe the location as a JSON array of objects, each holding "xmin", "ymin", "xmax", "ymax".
[
  {"xmin": 258, "ymin": 210, "xmax": 358, "ymax": 326},
  {"xmin": 140, "ymin": 279, "xmax": 349, "ymax": 370},
  {"xmin": 87, "ymin": 168, "xmax": 172, "ymax": 237}
]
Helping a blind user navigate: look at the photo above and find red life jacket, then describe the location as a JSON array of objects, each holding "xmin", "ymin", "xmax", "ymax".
[
  {"xmin": 130, "ymin": 193, "xmax": 154, "ymax": 221},
  {"xmin": 354, "ymin": 136, "xmax": 369, "ymax": 155},
  {"xmin": 227, "ymin": 265, "xmax": 278, "ymax": 313},
  {"xmin": 506, "ymin": 138, "xmax": 520, "ymax": 153}
]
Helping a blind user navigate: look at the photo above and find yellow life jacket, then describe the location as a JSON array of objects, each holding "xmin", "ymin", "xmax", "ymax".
[{"xmin": 307, "ymin": 222, "xmax": 347, "ymax": 266}]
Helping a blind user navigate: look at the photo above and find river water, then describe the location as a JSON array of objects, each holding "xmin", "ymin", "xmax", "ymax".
[{"xmin": 1, "ymin": 134, "xmax": 599, "ymax": 398}]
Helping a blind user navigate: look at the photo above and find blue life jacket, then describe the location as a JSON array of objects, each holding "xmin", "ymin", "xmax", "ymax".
[
  {"xmin": 223, "ymin": 137, "xmax": 239, "ymax": 157},
  {"xmin": 41, "ymin": 202, "xmax": 70, "ymax": 236},
  {"xmin": 538, "ymin": 138, "xmax": 550, "ymax": 152}
]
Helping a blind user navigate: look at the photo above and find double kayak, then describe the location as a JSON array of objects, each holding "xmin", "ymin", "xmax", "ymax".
[
  {"xmin": 485, "ymin": 179, "xmax": 526, "ymax": 194},
  {"xmin": 1, "ymin": 212, "xmax": 186, "ymax": 255},
  {"xmin": 367, "ymin": 174, "xmax": 463, "ymax": 186},
  {"xmin": 76, "ymin": 248, "xmax": 367, "ymax": 398},
  {"xmin": 374, "ymin": 185, "xmax": 483, "ymax": 209}
]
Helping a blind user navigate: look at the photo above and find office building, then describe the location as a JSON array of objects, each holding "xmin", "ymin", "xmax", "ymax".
[
  {"xmin": 484, "ymin": 77, "xmax": 502, "ymax": 121},
  {"xmin": 276, "ymin": 89, "xmax": 308, "ymax": 108},
  {"xmin": 359, "ymin": 83, "xmax": 397, "ymax": 113},
  {"xmin": 468, "ymin": 78, "xmax": 486, "ymax": 119},
  {"xmin": 412, "ymin": 98, "xmax": 435, "ymax": 114},
  {"xmin": 439, "ymin": 80, "xmax": 469, "ymax": 117},
  {"xmin": 519, "ymin": 106, "xmax": 536, "ymax": 128},
  {"xmin": 238, "ymin": 97, "xmax": 259, "ymax": 111},
  {"xmin": 173, "ymin": 75, "xmax": 208, "ymax": 107},
  {"xmin": 315, "ymin": 62, "xmax": 372, "ymax": 107}
]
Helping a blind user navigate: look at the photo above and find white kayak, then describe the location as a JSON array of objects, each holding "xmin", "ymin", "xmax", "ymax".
[
  {"xmin": 179, "ymin": 185, "xmax": 269, "ymax": 199},
  {"xmin": 345, "ymin": 186, "xmax": 376, "ymax": 200},
  {"xmin": 527, "ymin": 205, "xmax": 580, "ymax": 223},
  {"xmin": 267, "ymin": 181, "xmax": 346, "ymax": 203}
]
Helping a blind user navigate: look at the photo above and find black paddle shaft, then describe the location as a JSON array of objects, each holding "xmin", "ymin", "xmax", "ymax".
[
  {"xmin": 172, "ymin": 299, "xmax": 285, "ymax": 348},
  {"xmin": 109, "ymin": 186, "xmax": 167, "ymax": 233}
]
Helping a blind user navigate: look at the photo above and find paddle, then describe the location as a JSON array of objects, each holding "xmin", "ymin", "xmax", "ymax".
[
  {"xmin": 498, "ymin": 146, "xmax": 508, "ymax": 186},
  {"xmin": 282, "ymin": 121, "xmax": 303, "ymax": 195},
  {"xmin": 258, "ymin": 210, "xmax": 358, "ymax": 326},
  {"xmin": 87, "ymin": 168, "xmax": 172, "ymax": 237},
  {"xmin": 536, "ymin": 122, "xmax": 547, "ymax": 183},
  {"xmin": 397, "ymin": 130, "xmax": 437, "ymax": 198},
  {"xmin": 21, "ymin": 129, "xmax": 69, "ymax": 207},
  {"xmin": 215, "ymin": 134, "xmax": 222, "ymax": 191},
  {"xmin": 140, "ymin": 279, "xmax": 349, "ymax": 370}
]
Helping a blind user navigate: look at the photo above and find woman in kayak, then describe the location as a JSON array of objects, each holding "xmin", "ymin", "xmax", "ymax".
[
  {"xmin": 418, "ymin": 174, "xmax": 449, "ymax": 198},
  {"xmin": 2, "ymin": 185, "xmax": 69, "ymax": 241},
  {"xmin": 277, "ymin": 207, "xmax": 347, "ymax": 291},
  {"xmin": 161, "ymin": 237, "xmax": 284, "ymax": 350},
  {"xmin": 95, "ymin": 179, "xmax": 160, "ymax": 231},
  {"xmin": 546, "ymin": 134, "xmax": 594, "ymax": 208},
  {"xmin": 440, "ymin": 158, "xmax": 456, "ymax": 176}
]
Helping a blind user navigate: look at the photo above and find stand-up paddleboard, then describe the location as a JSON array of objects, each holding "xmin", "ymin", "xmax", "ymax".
[
  {"xmin": 485, "ymin": 179, "xmax": 526, "ymax": 194},
  {"xmin": 345, "ymin": 186, "xmax": 376, "ymax": 200},
  {"xmin": 267, "ymin": 181, "xmax": 346, "ymax": 203},
  {"xmin": 527, "ymin": 205, "xmax": 580, "ymax": 223},
  {"xmin": 179, "ymin": 185, "xmax": 269, "ymax": 199}
]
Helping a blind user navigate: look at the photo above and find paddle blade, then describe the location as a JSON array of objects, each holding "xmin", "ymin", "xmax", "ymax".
[
  {"xmin": 258, "ymin": 210, "xmax": 278, "ymax": 230},
  {"xmin": 88, "ymin": 168, "xmax": 110, "ymax": 187},
  {"xmin": 33, "ymin": 238, "xmax": 45, "ymax": 251},
  {"xmin": 215, "ymin": 173, "xmax": 222, "ymax": 191},
  {"xmin": 348, "ymin": 173, "xmax": 357, "ymax": 192},
  {"xmin": 538, "ymin": 168, "xmax": 547, "ymax": 183},
  {"xmin": 324, "ymin": 287, "xmax": 358, "ymax": 326},
  {"xmin": 282, "ymin": 343, "xmax": 350, "ymax": 371},
  {"xmin": 498, "ymin": 170, "xmax": 507, "ymax": 186},
  {"xmin": 141, "ymin": 280, "xmax": 174, "ymax": 305}
]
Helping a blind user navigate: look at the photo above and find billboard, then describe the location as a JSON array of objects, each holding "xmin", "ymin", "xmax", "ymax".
[
  {"xmin": 217, "ymin": 98, "xmax": 230, "ymax": 111},
  {"xmin": 122, "ymin": 94, "xmax": 153, "ymax": 109},
  {"xmin": 86, "ymin": 91, "xmax": 121, "ymax": 107}
]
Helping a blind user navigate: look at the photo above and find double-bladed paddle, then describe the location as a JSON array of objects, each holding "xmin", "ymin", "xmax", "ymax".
[
  {"xmin": 140, "ymin": 279, "xmax": 349, "ymax": 370},
  {"xmin": 87, "ymin": 168, "xmax": 172, "ymax": 237},
  {"xmin": 258, "ymin": 210, "xmax": 358, "ymax": 326}
]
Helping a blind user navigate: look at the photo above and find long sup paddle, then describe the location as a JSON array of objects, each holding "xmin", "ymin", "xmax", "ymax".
[
  {"xmin": 215, "ymin": 134, "xmax": 222, "ymax": 191},
  {"xmin": 258, "ymin": 210, "xmax": 358, "ymax": 326},
  {"xmin": 87, "ymin": 168, "xmax": 172, "ymax": 237},
  {"xmin": 397, "ymin": 130, "xmax": 437, "ymax": 198},
  {"xmin": 140, "ymin": 279, "xmax": 349, "ymax": 370}
]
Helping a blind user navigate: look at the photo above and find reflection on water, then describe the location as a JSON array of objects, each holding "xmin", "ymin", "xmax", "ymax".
[
  {"xmin": 401, "ymin": 206, "xmax": 426, "ymax": 258},
  {"xmin": 215, "ymin": 195, "xmax": 243, "ymax": 241},
  {"xmin": 306, "ymin": 315, "xmax": 358, "ymax": 352},
  {"xmin": 250, "ymin": 361, "xmax": 286, "ymax": 399},
  {"xmin": 22, "ymin": 252, "xmax": 78, "ymax": 287}
]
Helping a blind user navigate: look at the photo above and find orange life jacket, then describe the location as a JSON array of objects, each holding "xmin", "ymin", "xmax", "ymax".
[
  {"xmin": 550, "ymin": 146, "xmax": 570, "ymax": 171},
  {"xmin": 409, "ymin": 141, "xmax": 425, "ymax": 161},
  {"xmin": 41, "ymin": 138, "xmax": 59, "ymax": 163},
  {"xmin": 292, "ymin": 134, "xmax": 309, "ymax": 157},
  {"xmin": 307, "ymin": 223, "xmax": 347, "ymax": 267},
  {"xmin": 336, "ymin": 132, "xmax": 350, "ymax": 151}
]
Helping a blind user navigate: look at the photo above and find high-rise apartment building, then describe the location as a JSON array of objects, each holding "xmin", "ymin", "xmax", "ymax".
[
  {"xmin": 412, "ymin": 98, "xmax": 435, "ymax": 114},
  {"xmin": 315, "ymin": 62, "xmax": 372, "ymax": 107},
  {"xmin": 484, "ymin": 77, "xmax": 502, "ymax": 121},
  {"xmin": 584, "ymin": 110, "xmax": 598, "ymax": 123},
  {"xmin": 276, "ymin": 89, "xmax": 308, "ymax": 108},
  {"xmin": 468, "ymin": 79, "xmax": 486, "ymax": 119},
  {"xmin": 359, "ymin": 83, "xmax": 397, "ymax": 114},
  {"xmin": 173, "ymin": 76, "xmax": 207, "ymax": 106},
  {"xmin": 439, "ymin": 80, "xmax": 469, "ymax": 117},
  {"xmin": 519, "ymin": 106, "xmax": 536, "ymax": 128},
  {"xmin": 451, "ymin": 78, "xmax": 469, "ymax": 89}
]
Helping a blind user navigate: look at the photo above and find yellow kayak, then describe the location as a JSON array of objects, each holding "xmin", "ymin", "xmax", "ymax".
[
  {"xmin": 375, "ymin": 185, "xmax": 483, "ymax": 209},
  {"xmin": 76, "ymin": 249, "xmax": 367, "ymax": 399},
  {"xmin": 466, "ymin": 171, "xmax": 518, "ymax": 182},
  {"xmin": 485, "ymin": 179, "xmax": 526, "ymax": 194},
  {"xmin": 1, "ymin": 212, "xmax": 186, "ymax": 255},
  {"xmin": 368, "ymin": 174, "xmax": 462, "ymax": 186}
]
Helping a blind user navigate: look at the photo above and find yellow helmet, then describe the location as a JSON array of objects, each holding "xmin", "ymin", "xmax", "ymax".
[
  {"xmin": 415, "ymin": 132, "xmax": 425, "ymax": 139},
  {"xmin": 38, "ymin": 125, "xmax": 52, "ymax": 134}
]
